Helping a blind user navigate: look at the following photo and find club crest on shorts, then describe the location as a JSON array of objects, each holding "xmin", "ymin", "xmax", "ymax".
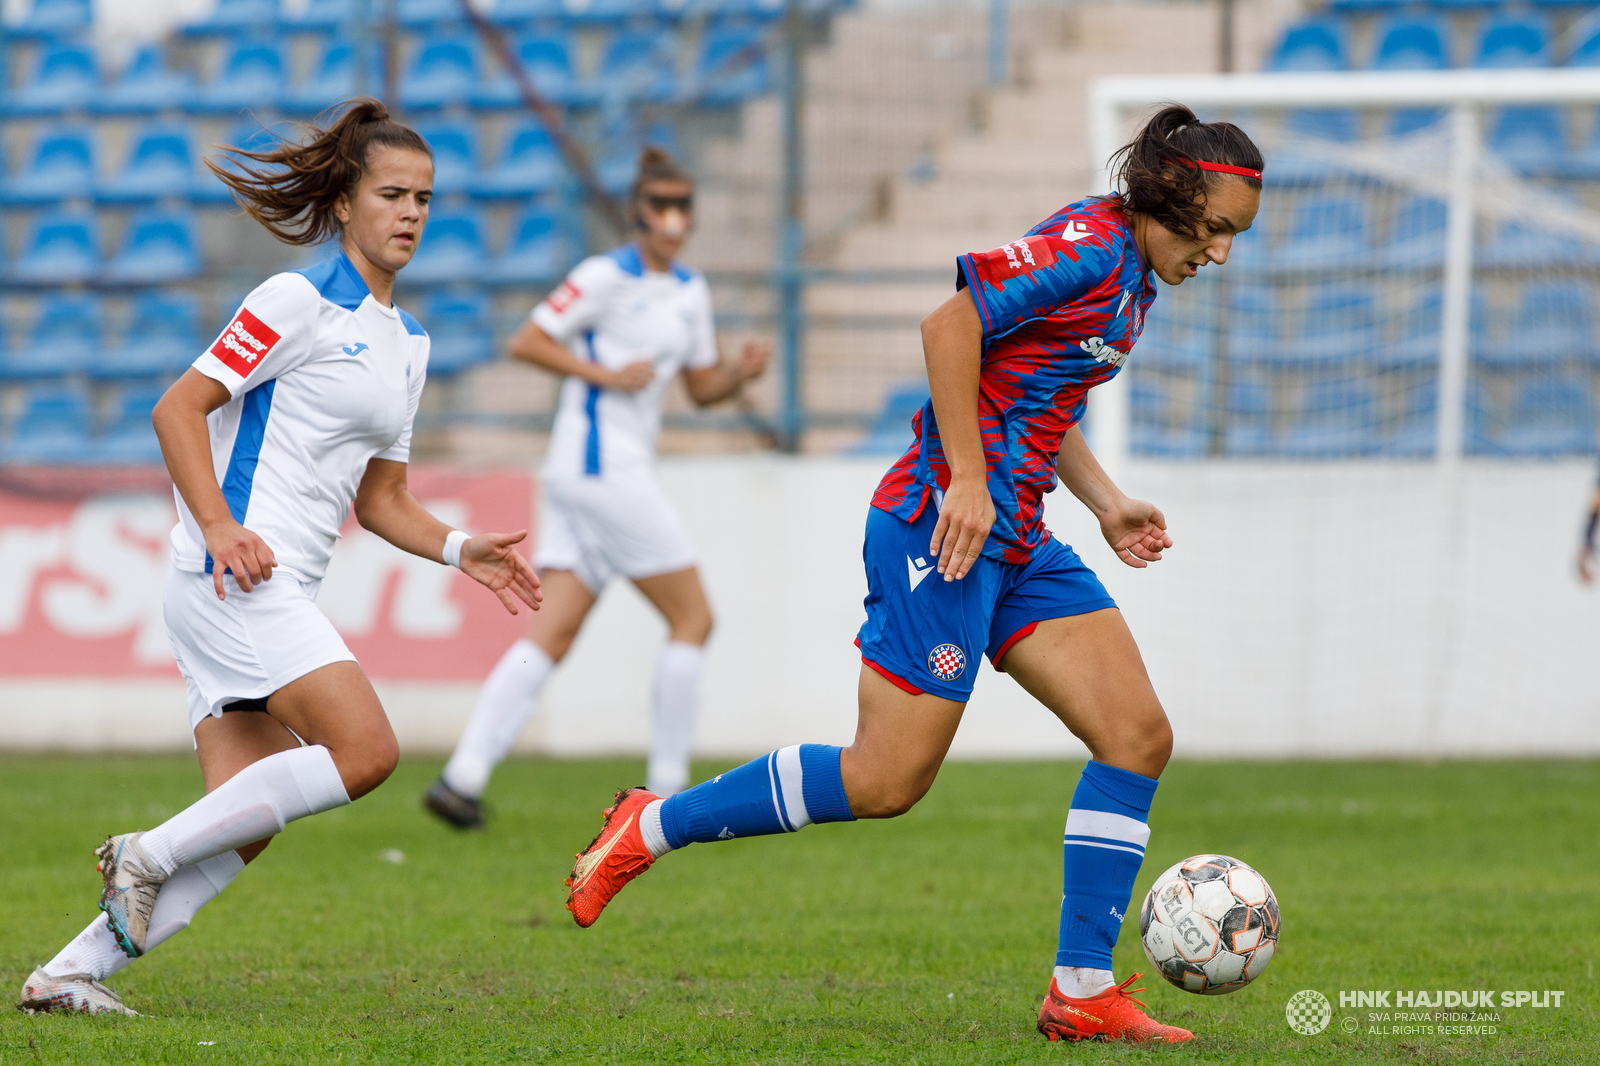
[{"xmin": 927, "ymin": 643, "xmax": 966, "ymax": 681}]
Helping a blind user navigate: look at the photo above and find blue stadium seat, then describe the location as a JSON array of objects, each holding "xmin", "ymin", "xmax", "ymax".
[
  {"xmin": 90, "ymin": 386, "xmax": 167, "ymax": 465},
  {"xmin": 418, "ymin": 290, "xmax": 496, "ymax": 375},
  {"xmin": 1472, "ymin": 282, "xmax": 1595, "ymax": 369},
  {"xmin": 1487, "ymin": 374, "xmax": 1596, "ymax": 456},
  {"xmin": 6, "ymin": 211, "xmax": 100, "ymax": 286},
  {"xmin": 848, "ymin": 383, "xmax": 928, "ymax": 455},
  {"xmin": 1327, "ymin": 0, "xmax": 1401, "ymax": 11},
  {"xmin": 687, "ymin": 0, "xmax": 786, "ymax": 19},
  {"xmin": 405, "ymin": 209, "xmax": 486, "ymax": 283},
  {"xmin": 281, "ymin": 0, "xmax": 352, "ymax": 31},
  {"xmin": 102, "ymin": 211, "xmax": 202, "ymax": 284},
  {"xmin": 0, "ymin": 295, "xmax": 103, "ymax": 380},
  {"xmin": 469, "ymin": 122, "xmax": 565, "ymax": 198},
  {"xmin": 1130, "ymin": 371, "xmax": 1205, "ymax": 457},
  {"xmin": 472, "ymin": 33, "xmax": 578, "ymax": 107},
  {"xmin": 4, "ymin": 44, "xmax": 99, "ymax": 116},
  {"xmin": 1272, "ymin": 194, "xmax": 1370, "ymax": 272},
  {"xmin": 188, "ymin": 39, "xmax": 287, "ymax": 114},
  {"xmin": 1267, "ymin": 18, "xmax": 1347, "ymax": 72},
  {"xmin": 96, "ymin": 124, "xmax": 196, "ymax": 204},
  {"xmin": 1224, "ymin": 374, "xmax": 1275, "ymax": 456},
  {"xmin": 1285, "ymin": 108, "xmax": 1360, "ymax": 142},
  {"xmin": 1485, "ymin": 106, "xmax": 1566, "ymax": 177},
  {"xmin": 596, "ymin": 123, "xmax": 679, "ymax": 196},
  {"xmin": 1386, "ymin": 108, "xmax": 1445, "ymax": 137},
  {"xmin": 194, "ymin": 120, "xmax": 290, "ymax": 205},
  {"xmin": 398, "ymin": 36, "xmax": 479, "ymax": 110},
  {"xmin": 1281, "ymin": 376, "xmax": 1379, "ymax": 457},
  {"xmin": 695, "ymin": 26, "xmax": 769, "ymax": 102},
  {"xmin": 1382, "ymin": 288, "xmax": 1443, "ymax": 369},
  {"xmin": 564, "ymin": 0, "xmax": 659, "ymax": 24},
  {"xmin": 94, "ymin": 291, "xmax": 202, "ymax": 380},
  {"xmin": 1566, "ymin": 24, "xmax": 1600, "ymax": 66},
  {"xmin": 181, "ymin": 0, "xmax": 282, "ymax": 35},
  {"xmin": 1289, "ymin": 286, "xmax": 1382, "ymax": 367},
  {"xmin": 1379, "ymin": 196, "xmax": 1446, "ymax": 269},
  {"xmin": 489, "ymin": 0, "xmax": 565, "ymax": 22},
  {"xmin": 1225, "ymin": 285, "xmax": 1280, "ymax": 365},
  {"xmin": 397, "ymin": 0, "xmax": 470, "ymax": 27},
  {"xmin": 283, "ymin": 40, "xmax": 358, "ymax": 114},
  {"xmin": 1555, "ymin": 114, "xmax": 1600, "ymax": 179},
  {"xmin": 1, "ymin": 127, "xmax": 95, "ymax": 205},
  {"xmin": 1371, "ymin": 17, "xmax": 1450, "ymax": 70},
  {"xmin": 0, "ymin": 387, "xmax": 97, "ymax": 465},
  {"xmin": 96, "ymin": 46, "xmax": 194, "ymax": 115},
  {"xmin": 10, "ymin": 0, "xmax": 92, "ymax": 39},
  {"xmin": 1476, "ymin": 219, "xmax": 1599, "ymax": 269},
  {"xmin": 1131, "ymin": 312, "xmax": 1209, "ymax": 372},
  {"xmin": 592, "ymin": 30, "xmax": 680, "ymax": 104},
  {"xmin": 1474, "ymin": 16, "xmax": 1550, "ymax": 68},
  {"xmin": 482, "ymin": 206, "xmax": 567, "ymax": 284},
  {"xmin": 416, "ymin": 120, "xmax": 478, "ymax": 196}
]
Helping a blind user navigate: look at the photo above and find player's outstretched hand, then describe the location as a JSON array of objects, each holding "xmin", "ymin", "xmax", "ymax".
[
  {"xmin": 931, "ymin": 478, "xmax": 995, "ymax": 582},
  {"xmin": 202, "ymin": 518, "xmax": 276, "ymax": 599},
  {"xmin": 460, "ymin": 530, "xmax": 542, "ymax": 615},
  {"xmin": 736, "ymin": 340, "xmax": 772, "ymax": 382},
  {"xmin": 1100, "ymin": 497, "xmax": 1172, "ymax": 569},
  {"xmin": 607, "ymin": 360, "xmax": 656, "ymax": 393}
]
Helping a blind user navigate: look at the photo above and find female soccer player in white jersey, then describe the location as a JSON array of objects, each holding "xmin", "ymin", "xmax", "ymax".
[
  {"xmin": 561, "ymin": 106, "xmax": 1264, "ymax": 1044},
  {"xmin": 18, "ymin": 99, "xmax": 539, "ymax": 1017},
  {"xmin": 424, "ymin": 147, "xmax": 769, "ymax": 828}
]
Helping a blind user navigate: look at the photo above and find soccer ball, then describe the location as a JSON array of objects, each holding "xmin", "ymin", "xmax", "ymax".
[{"xmin": 1138, "ymin": 854, "xmax": 1279, "ymax": 995}]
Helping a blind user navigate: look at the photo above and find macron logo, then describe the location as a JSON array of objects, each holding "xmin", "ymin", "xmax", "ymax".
[
  {"xmin": 1061, "ymin": 221, "xmax": 1093, "ymax": 242},
  {"xmin": 209, "ymin": 309, "xmax": 281, "ymax": 378},
  {"xmin": 907, "ymin": 555, "xmax": 934, "ymax": 592}
]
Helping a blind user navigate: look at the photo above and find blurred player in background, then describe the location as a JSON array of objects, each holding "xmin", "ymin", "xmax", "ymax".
[
  {"xmin": 1579, "ymin": 459, "xmax": 1600, "ymax": 584},
  {"xmin": 424, "ymin": 147, "xmax": 770, "ymax": 829},
  {"xmin": 19, "ymin": 100, "xmax": 539, "ymax": 1017},
  {"xmin": 560, "ymin": 106, "xmax": 1263, "ymax": 1045}
]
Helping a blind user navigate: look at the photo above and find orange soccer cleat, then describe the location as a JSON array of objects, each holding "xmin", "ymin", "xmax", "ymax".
[
  {"xmin": 565, "ymin": 787, "xmax": 660, "ymax": 928},
  {"xmin": 1036, "ymin": 973, "xmax": 1195, "ymax": 1044}
]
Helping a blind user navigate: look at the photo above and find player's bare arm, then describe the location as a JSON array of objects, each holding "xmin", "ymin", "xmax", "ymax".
[
  {"xmin": 506, "ymin": 319, "xmax": 653, "ymax": 392},
  {"xmin": 353, "ymin": 458, "xmax": 540, "ymax": 615},
  {"xmin": 152, "ymin": 368, "xmax": 277, "ymax": 599},
  {"xmin": 922, "ymin": 288, "xmax": 994, "ymax": 581},
  {"xmin": 1054, "ymin": 426, "xmax": 1172, "ymax": 569},
  {"xmin": 1579, "ymin": 485, "xmax": 1600, "ymax": 584},
  {"xmin": 682, "ymin": 339, "xmax": 771, "ymax": 405}
]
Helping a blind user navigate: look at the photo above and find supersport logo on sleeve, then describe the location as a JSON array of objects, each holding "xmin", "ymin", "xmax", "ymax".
[{"xmin": 871, "ymin": 196, "xmax": 1158, "ymax": 565}]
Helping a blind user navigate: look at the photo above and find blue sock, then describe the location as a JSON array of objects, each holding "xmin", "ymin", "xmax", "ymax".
[
  {"xmin": 1057, "ymin": 760, "xmax": 1159, "ymax": 970},
  {"xmin": 659, "ymin": 744, "xmax": 855, "ymax": 849}
]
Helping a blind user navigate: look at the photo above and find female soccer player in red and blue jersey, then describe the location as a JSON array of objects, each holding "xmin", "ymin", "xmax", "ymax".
[{"xmin": 561, "ymin": 104, "xmax": 1263, "ymax": 1044}]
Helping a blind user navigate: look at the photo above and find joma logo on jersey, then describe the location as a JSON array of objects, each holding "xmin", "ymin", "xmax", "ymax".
[
  {"xmin": 209, "ymin": 309, "xmax": 281, "ymax": 378},
  {"xmin": 1079, "ymin": 336, "xmax": 1128, "ymax": 368}
]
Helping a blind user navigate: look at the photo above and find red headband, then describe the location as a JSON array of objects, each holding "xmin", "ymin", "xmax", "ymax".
[{"xmin": 1167, "ymin": 157, "xmax": 1263, "ymax": 180}]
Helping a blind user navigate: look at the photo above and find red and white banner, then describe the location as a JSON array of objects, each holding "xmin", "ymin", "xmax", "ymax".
[{"xmin": 0, "ymin": 468, "xmax": 534, "ymax": 681}]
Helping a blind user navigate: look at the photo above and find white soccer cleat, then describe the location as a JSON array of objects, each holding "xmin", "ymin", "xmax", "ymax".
[
  {"xmin": 95, "ymin": 833, "xmax": 167, "ymax": 958},
  {"xmin": 18, "ymin": 967, "xmax": 137, "ymax": 1016}
]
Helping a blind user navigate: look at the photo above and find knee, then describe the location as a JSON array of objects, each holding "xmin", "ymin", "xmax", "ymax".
[
  {"xmin": 671, "ymin": 607, "xmax": 713, "ymax": 646},
  {"xmin": 846, "ymin": 773, "xmax": 932, "ymax": 819},
  {"xmin": 1096, "ymin": 710, "xmax": 1172, "ymax": 779},
  {"xmin": 337, "ymin": 732, "xmax": 399, "ymax": 800}
]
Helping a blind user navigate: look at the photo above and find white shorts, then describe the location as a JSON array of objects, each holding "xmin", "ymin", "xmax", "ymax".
[
  {"xmin": 163, "ymin": 565, "xmax": 356, "ymax": 735},
  {"xmin": 535, "ymin": 473, "xmax": 696, "ymax": 592}
]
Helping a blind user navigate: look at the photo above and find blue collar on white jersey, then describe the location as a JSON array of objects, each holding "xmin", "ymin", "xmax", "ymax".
[
  {"xmin": 608, "ymin": 242, "xmax": 696, "ymax": 283},
  {"xmin": 294, "ymin": 250, "xmax": 426, "ymax": 336}
]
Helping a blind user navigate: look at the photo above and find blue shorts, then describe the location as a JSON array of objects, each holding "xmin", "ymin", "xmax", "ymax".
[{"xmin": 855, "ymin": 503, "xmax": 1117, "ymax": 701}]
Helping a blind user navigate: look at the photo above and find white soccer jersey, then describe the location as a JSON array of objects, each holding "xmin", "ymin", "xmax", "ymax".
[
  {"xmin": 169, "ymin": 251, "xmax": 430, "ymax": 583},
  {"xmin": 532, "ymin": 244, "xmax": 718, "ymax": 478}
]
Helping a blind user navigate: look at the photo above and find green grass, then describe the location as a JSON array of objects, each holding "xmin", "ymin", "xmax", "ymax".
[{"xmin": 2, "ymin": 757, "xmax": 1596, "ymax": 1064}]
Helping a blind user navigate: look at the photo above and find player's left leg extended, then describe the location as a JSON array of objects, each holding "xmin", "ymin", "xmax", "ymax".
[
  {"xmin": 631, "ymin": 565, "xmax": 715, "ymax": 797},
  {"xmin": 1002, "ymin": 608, "xmax": 1191, "ymax": 1043}
]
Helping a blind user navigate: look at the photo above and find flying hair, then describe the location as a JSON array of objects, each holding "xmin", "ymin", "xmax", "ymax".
[
  {"xmin": 1108, "ymin": 103, "xmax": 1263, "ymax": 240},
  {"xmin": 204, "ymin": 98, "xmax": 432, "ymax": 247}
]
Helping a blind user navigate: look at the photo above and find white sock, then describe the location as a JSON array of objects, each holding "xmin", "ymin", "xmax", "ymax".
[
  {"xmin": 646, "ymin": 641, "xmax": 704, "ymax": 797},
  {"xmin": 43, "ymin": 851, "xmax": 245, "ymax": 980},
  {"xmin": 138, "ymin": 746, "xmax": 349, "ymax": 876},
  {"xmin": 639, "ymin": 798, "xmax": 673, "ymax": 860},
  {"xmin": 1053, "ymin": 966, "xmax": 1116, "ymax": 998},
  {"xmin": 442, "ymin": 639, "xmax": 553, "ymax": 798}
]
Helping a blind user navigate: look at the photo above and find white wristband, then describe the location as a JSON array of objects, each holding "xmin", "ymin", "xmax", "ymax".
[{"xmin": 442, "ymin": 530, "xmax": 470, "ymax": 569}]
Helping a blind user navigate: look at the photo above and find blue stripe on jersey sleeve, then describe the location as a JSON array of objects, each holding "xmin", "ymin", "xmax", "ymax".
[
  {"xmin": 582, "ymin": 329, "xmax": 601, "ymax": 476},
  {"xmin": 396, "ymin": 307, "xmax": 427, "ymax": 337},
  {"xmin": 205, "ymin": 379, "xmax": 276, "ymax": 574},
  {"xmin": 293, "ymin": 251, "xmax": 370, "ymax": 312}
]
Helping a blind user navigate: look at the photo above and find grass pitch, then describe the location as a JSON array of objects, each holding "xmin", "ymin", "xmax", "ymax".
[{"xmin": 2, "ymin": 756, "xmax": 1596, "ymax": 1064}]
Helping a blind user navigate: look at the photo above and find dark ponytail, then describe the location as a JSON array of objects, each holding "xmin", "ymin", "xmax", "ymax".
[
  {"xmin": 205, "ymin": 98, "xmax": 432, "ymax": 246},
  {"xmin": 1110, "ymin": 103, "xmax": 1262, "ymax": 239}
]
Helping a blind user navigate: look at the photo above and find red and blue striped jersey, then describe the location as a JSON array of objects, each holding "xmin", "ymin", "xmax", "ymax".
[{"xmin": 871, "ymin": 196, "xmax": 1157, "ymax": 565}]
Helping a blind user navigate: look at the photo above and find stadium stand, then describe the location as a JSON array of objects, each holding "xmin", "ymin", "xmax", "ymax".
[
  {"xmin": 1371, "ymin": 16, "xmax": 1450, "ymax": 70},
  {"xmin": 1473, "ymin": 15, "xmax": 1550, "ymax": 68},
  {"xmin": 5, "ymin": 43, "xmax": 99, "ymax": 116},
  {"xmin": 0, "ymin": 387, "xmax": 96, "ymax": 465},
  {"xmin": 282, "ymin": 0, "xmax": 355, "ymax": 33},
  {"xmin": 9, "ymin": 0, "xmax": 92, "ymax": 39},
  {"xmin": 416, "ymin": 119, "xmax": 479, "ymax": 197},
  {"xmin": 2, "ymin": 127, "xmax": 95, "ymax": 205},
  {"xmin": 1266, "ymin": 17, "xmax": 1347, "ymax": 71},
  {"xmin": 481, "ymin": 204, "xmax": 568, "ymax": 284},
  {"xmin": 188, "ymin": 38, "xmax": 288, "ymax": 114},
  {"xmin": 102, "ymin": 210, "xmax": 203, "ymax": 285},
  {"xmin": 91, "ymin": 386, "xmax": 168, "ymax": 465},
  {"xmin": 472, "ymin": 33, "xmax": 578, "ymax": 107},
  {"xmin": 180, "ymin": 0, "xmax": 283, "ymax": 37},
  {"xmin": 0, "ymin": 295, "xmax": 102, "ymax": 381},
  {"xmin": 96, "ymin": 125, "xmax": 199, "ymax": 204},
  {"xmin": 6, "ymin": 211, "xmax": 100, "ymax": 286},
  {"xmin": 403, "ymin": 208, "xmax": 487, "ymax": 284},
  {"xmin": 96, "ymin": 46, "xmax": 195, "ymax": 115},
  {"xmin": 283, "ymin": 40, "xmax": 360, "ymax": 115},
  {"xmin": 469, "ymin": 121, "xmax": 565, "ymax": 198},
  {"xmin": 398, "ymin": 35, "xmax": 480, "ymax": 111},
  {"xmin": 417, "ymin": 289, "xmax": 497, "ymax": 375},
  {"xmin": 93, "ymin": 292, "xmax": 204, "ymax": 381}
]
